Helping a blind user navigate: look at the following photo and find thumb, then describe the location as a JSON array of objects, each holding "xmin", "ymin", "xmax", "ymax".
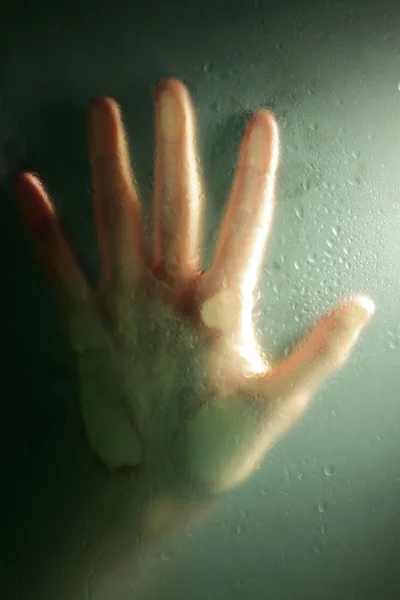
[{"xmin": 261, "ymin": 295, "xmax": 375, "ymax": 399}]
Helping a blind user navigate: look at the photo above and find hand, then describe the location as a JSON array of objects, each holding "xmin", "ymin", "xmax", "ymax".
[{"xmin": 14, "ymin": 78, "xmax": 374, "ymax": 500}]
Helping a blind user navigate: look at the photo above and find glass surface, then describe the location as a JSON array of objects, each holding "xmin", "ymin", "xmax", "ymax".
[{"xmin": 1, "ymin": 0, "xmax": 399, "ymax": 598}]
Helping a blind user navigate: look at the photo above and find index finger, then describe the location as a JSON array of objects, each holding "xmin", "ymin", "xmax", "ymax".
[{"xmin": 205, "ymin": 109, "xmax": 280, "ymax": 295}]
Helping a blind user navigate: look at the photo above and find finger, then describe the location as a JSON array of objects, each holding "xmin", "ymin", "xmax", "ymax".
[
  {"xmin": 88, "ymin": 97, "xmax": 145, "ymax": 289},
  {"xmin": 14, "ymin": 173, "xmax": 89, "ymax": 305},
  {"xmin": 205, "ymin": 109, "xmax": 279, "ymax": 295},
  {"xmin": 254, "ymin": 295, "xmax": 375, "ymax": 402},
  {"xmin": 153, "ymin": 78, "xmax": 204, "ymax": 284}
]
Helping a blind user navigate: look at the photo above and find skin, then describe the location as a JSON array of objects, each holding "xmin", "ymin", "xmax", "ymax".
[{"xmin": 13, "ymin": 78, "xmax": 374, "ymax": 587}]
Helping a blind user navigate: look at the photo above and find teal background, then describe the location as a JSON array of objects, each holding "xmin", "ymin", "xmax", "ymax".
[{"xmin": 1, "ymin": 0, "xmax": 399, "ymax": 597}]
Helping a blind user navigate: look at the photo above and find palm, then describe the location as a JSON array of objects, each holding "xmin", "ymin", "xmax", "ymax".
[{"xmin": 15, "ymin": 79, "xmax": 374, "ymax": 495}]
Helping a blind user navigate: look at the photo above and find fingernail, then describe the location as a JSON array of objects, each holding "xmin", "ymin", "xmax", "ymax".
[
  {"xmin": 345, "ymin": 295, "xmax": 375, "ymax": 327},
  {"xmin": 159, "ymin": 88, "xmax": 180, "ymax": 140},
  {"xmin": 245, "ymin": 111, "xmax": 279, "ymax": 172}
]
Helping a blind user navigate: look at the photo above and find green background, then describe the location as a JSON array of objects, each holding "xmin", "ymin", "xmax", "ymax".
[{"xmin": 1, "ymin": 0, "xmax": 399, "ymax": 597}]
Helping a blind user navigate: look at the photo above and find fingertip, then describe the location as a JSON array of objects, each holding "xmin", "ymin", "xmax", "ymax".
[
  {"xmin": 14, "ymin": 171, "xmax": 37, "ymax": 193},
  {"xmin": 154, "ymin": 77, "xmax": 189, "ymax": 102},
  {"xmin": 349, "ymin": 294, "xmax": 375, "ymax": 317},
  {"xmin": 252, "ymin": 108, "xmax": 279, "ymax": 133},
  {"xmin": 154, "ymin": 78, "xmax": 196, "ymax": 147},
  {"xmin": 14, "ymin": 172, "xmax": 54, "ymax": 229},
  {"xmin": 88, "ymin": 96, "xmax": 128, "ymax": 162},
  {"xmin": 242, "ymin": 109, "xmax": 280, "ymax": 173},
  {"xmin": 88, "ymin": 96, "xmax": 122, "ymax": 137},
  {"xmin": 89, "ymin": 96, "xmax": 120, "ymax": 115},
  {"xmin": 309, "ymin": 296, "xmax": 374, "ymax": 375},
  {"xmin": 336, "ymin": 295, "xmax": 375, "ymax": 332},
  {"xmin": 14, "ymin": 172, "xmax": 40, "ymax": 207}
]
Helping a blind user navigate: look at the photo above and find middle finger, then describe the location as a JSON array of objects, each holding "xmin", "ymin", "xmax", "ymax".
[{"xmin": 152, "ymin": 79, "xmax": 204, "ymax": 286}]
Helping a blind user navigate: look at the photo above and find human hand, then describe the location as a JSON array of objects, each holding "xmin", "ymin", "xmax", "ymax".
[{"xmin": 14, "ymin": 79, "xmax": 374, "ymax": 500}]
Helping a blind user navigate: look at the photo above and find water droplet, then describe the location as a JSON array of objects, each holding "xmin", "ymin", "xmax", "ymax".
[
  {"xmin": 294, "ymin": 260, "xmax": 301, "ymax": 270},
  {"xmin": 283, "ymin": 465, "xmax": 291, "ymax": 479},
  {"xmin": 318, "ymin": 501, "xmax": 328, "ymax": 513},
  {"xmin": 331, "ymin": 226, "xmax": 339, "ymax": 237},
  {"xmin": 323, "ymin": 465, "xmax": 334, "ymax": 477},
  {"xmin": 307, "ymin": 253, "xmax": 317, "ymax": 264},
  {"xmin": 235, "ymin": 578, "xmax": 243, "ymax": 589},
  {"xmin": 203, "ymin": 62, "xmax": 212, "ymax": 74},
  {"xmin": 160, "ymin": 553, "xmax": 169, "ymax": 562},
  {"xmin": 389, "ymin": 339, "xmax": 397, "ymax": 349},
  {"xmin": 295, "ymin": 207, "xmax": 304, "ymax": 219}
]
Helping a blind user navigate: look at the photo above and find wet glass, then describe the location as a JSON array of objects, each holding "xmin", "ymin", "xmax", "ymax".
[{"xmin": 1, "ymin": 1, "xmax": 399, "ymax": 598}]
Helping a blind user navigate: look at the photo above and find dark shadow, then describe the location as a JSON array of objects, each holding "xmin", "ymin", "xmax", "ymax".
[{"xmin": 0, "ymin": 80, "xmax": 214, "ymax": 599}]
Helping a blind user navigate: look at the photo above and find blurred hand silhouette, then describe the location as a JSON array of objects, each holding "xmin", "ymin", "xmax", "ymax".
[{"xmin": 14, "ymin": 78, "xmax": 374, "ymax": 512}]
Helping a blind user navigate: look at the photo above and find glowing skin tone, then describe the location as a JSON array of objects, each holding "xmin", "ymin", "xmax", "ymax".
[{"xmin": 14, "ymin": 78, "xmax": 374, "ymax": 502}]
